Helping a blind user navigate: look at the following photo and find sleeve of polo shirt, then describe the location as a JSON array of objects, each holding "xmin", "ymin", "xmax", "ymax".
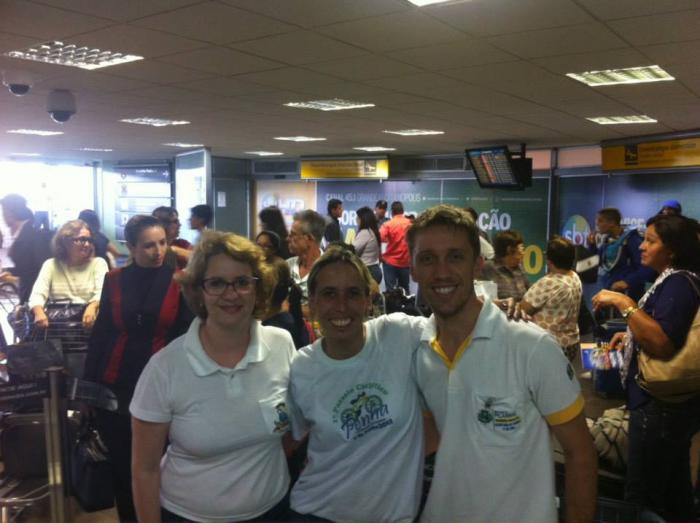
[
  {"xmin": 525, "ymin": 333, "xmax": 583, "ymax": 426},
  {"xmin": 129, "ymin": 356, "xmax": 172, "ymax": 423}
]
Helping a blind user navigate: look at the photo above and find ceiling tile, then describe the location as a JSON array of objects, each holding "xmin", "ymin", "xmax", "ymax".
[
  {"xmin": 640, "ymin": 41, "xmax": 700, "ymax": 67},
  {"xmin": 174, "ymin": 76, "xmax": 277, "ymax": 96},
  {"xmin": 608, "ymin": 10, "xmax": 700, "ymax": 46},
  {"xmin": 317, "ymin": 11, "xmax": 465, "ymax": 52},
  {"xmin": 364, "ymin": 72, "xmax": 467, "ymax": 96},
  {"xmin": 231, "ymin": 30, "xmax": 367, "ymax": 66},
  {"xmin": 0, "ymin": 31, "xmax": 37, "ymax": 54},
  {"xmin": 487, "ymin": 23, "xmax": 628, "ymax": 59},
  {"xmin": 386, "ymin": 38, "xmax": 517, "ymax": 71},
  {"xmin": 534, "ymin": 48, "xmax": 652, "ymax": 75},
  {"xmin": 131, "ymin": 2, "xmax": 296, "ymax": 45},
  {"xmin": 158, "ymin": 46, "xmax": 282, "ymax": 75},
  {"xmin": 424, "ymin": 0, "xmax": 593, "ymax": 37},
  {"xmin": 218, "ymin": 0, "xmax": 407, "ymax": 29},
  {"xmin": 105, "ymin": 60, "xmax": 216, "ymax": 84},
  {"xmin": 576, "ymin": 0, "xmax": 699, "ymax": 21},
  {"xmin": 25, "ymin": 0, "xmax": 203, "ymax": 22},
  {"xmin": 303, "ymin": 54, "xmax": 422, "ymax": 81},
  {"xmin": 234, "ymin": 67, "xmax": 343, "ymax": 90},
  {"xmin": 0, "ymin": 0, "xmax": 114, "ymax": 40}
]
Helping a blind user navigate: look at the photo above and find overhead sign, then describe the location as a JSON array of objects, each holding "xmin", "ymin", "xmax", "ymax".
[
  {"xmin": 301, "ymin": 159, "xmax": 389, "ymax": 179},
  {"xmin": 602, "ymin": 137, "xmax": 700, "ymax": 171}
]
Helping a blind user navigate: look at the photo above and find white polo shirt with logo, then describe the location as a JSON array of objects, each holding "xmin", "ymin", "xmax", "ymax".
[
  {"xmin": 130, "ymin": 318, "xmax": 295, "ymax": 522},
  {"xmin": 288, "ymin": 313, "xmax": 426, "ymax": 523},
  {"xmin": 416, "ymin": 300, "xmax": 583, "ymax": 523}
]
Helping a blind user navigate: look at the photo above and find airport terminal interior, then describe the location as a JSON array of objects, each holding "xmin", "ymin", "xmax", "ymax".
[{"xmin": 1, "ymin": 0, "xmax": 700, "ymax": 522}]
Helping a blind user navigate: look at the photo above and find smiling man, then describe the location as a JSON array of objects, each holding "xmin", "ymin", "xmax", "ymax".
[{"xmin": 407, "ymin": 205, "xmax": 596, "ymax": 523}]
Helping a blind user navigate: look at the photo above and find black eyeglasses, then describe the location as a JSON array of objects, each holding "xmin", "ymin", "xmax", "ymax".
[
  {"xmin": 201, "ymin": 276, "xmax": 259, "ymax": 296},
  {"xmin": 72, "ymin": 237, "xmax": 94, "ymax": 245}
]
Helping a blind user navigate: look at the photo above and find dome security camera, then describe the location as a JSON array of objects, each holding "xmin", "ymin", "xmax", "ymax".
[
  {"xmin": 2, "ymin": 70, "xmax": 33, "ymax": 96},
  {"xmin": 47, "ymin": 89, "xmax": 76, "ymax": 123}
]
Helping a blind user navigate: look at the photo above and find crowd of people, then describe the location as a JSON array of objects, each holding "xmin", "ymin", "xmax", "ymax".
[{"xmin": 0, "ymin": 192, "xmax": 698, "ymax": 523}]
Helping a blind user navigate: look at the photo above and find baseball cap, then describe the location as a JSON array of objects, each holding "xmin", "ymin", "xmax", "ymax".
[{"xmin": 661, "ymin": 199, "xmax": 682, "ymax": 212}]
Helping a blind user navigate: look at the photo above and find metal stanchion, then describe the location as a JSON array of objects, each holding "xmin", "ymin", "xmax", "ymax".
[{"xmin": 43, "ymin": 367, "xmax": 69, "ymax": 523}]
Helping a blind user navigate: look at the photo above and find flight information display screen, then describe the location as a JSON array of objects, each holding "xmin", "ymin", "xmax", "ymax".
[{"xmin": 466, "ymin": 146, "xmax": 520, "ymax": 188}]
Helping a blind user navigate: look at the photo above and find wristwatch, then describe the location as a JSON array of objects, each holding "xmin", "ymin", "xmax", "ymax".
[{"xmin": 622, "ymin": 306, "xmax": 639, "ymax": 320}]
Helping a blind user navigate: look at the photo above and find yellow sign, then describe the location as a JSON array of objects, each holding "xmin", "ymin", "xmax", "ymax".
[
  {"xmin": 602, "ymin": 137, "xmax": 700, "ymax": 171},
  {"xmin": 300, "ymin": 159, "xmax": 389, "ymax": 179}
]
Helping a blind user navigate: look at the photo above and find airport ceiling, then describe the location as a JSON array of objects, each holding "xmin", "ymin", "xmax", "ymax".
[{"xmin": 1, "ymin": 0, "xmax": 700, "ymax": 163}]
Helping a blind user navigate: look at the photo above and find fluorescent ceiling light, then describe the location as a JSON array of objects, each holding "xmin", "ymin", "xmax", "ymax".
[
  {"xmin": 274, "ymin": 136, "xmax": 327, "ymax": 142},
  {"xmin": 353, "ymin": 146, "xmax": 396, "ymax": 152},
  {"xmin": 285, "ymin": 98, "xmax": 375, "ymax": 111},
  {"xmin": 7, "ymin": 129, "xmax": 64, "ymax": 136},
  {"xmin": 10, "ymin": 153, "xmax": 40, "ymax": 157},
  {"xmin": 120, "ymin": 117, "xmax": 190, "ymax": 127},
  {"xmin": 80, "ymin": 147, "xmax": 113, "ymax": 152},
  {"xmin": 407, "ymin": 0, "xmax": 459, "ymax": 5},
  {"xmin": 4, "ymin": 41, "xmax": 143, "ymax": 70},
  {"xmin": 586, "ymin": 115, "xmax": 658, "ymax": 125},
  {"xmin": 567, "ymin": 65, "xmax": 674, "ymax": 87},
  {"xmin": 383, "ymin": 129, "xmax": 444, "ymax": 136},
  {"xmin": 163, "ymin": 142, "xmax": 204, "ymax": 148},
  {"xmin": 245, "ymin": 151, "xmax": 284, "ymax": 156}
]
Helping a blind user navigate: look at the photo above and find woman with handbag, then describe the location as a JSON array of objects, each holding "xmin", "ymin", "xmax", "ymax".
[
  {"xmin": 130, "ymin": 231, "xmax": 295, "ymax": 523},
  {"xmin": 83, "ymin": 215, "xmax": 193, "ymax": 522},
  {"xmin": 592, "ymin": 214, "xmax": 700, "ymax": 522},
  {"xmin": 28, "ymin": 219, "xmax": 108, "ymax": 329}
]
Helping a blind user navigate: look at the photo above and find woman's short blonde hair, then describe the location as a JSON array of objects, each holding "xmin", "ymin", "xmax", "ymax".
[
  {"xmin": 178, "ymin": 230, "xmax": 276, "ymax": 320},
  {"xmin": 52, "ymin": 219, "xmax": 91, "ymax": 262}
]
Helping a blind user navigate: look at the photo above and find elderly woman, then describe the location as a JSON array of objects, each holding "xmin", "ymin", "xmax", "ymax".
[
  {"xmin": 84, "ymin": 215, "xmax": 192, "ymax": 522},
  {"xmin": 521, "ymin": 236, "xmax": 582, "ymax": 361},
  {"xmin": 288, "ymin": 245, "xmax": 426, "ymax": 523},
  {"xmin": 130, "ymin": 230, "xmax": 295, "ymax": 523},
  {"xmin": 592, "ymin": 214, "xmax": 700, "ymax": 522},
  {"xmin": 28, "ymin": 219, "xmax": 108, "ymax": 329}
]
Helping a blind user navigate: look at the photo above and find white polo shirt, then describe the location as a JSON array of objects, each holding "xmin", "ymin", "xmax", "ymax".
[
  {"xmin": 416, "ymin": 300, "xmax": 583, "ymax": 523},
  {"xmin": 130, "ymin": 318, "xmax": 295, "ymax": 523},
  {"xmin": 289, "ymin": 313, "xmax": 426, "ymax": 523}
]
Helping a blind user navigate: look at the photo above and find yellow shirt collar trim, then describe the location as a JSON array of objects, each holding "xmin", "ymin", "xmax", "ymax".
[{"xmin": 430, "ymin": 335, "xmax": 473, "ymax": 370}]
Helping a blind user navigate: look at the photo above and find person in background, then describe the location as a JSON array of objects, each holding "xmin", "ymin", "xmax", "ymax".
[
  {"xmin": 189, "ymin": 204, "xmax": 213, "ymax": 243},
  {"xmin": 374, "ymin": 200, "xmax": 389, "ymax": 228},
  {"xmin": 323, "ymin": 198, "xmax": 343, "ymax": 245},
  {"xmin": 29, "ymin": 219, "xmax": 108, "ymax": 329},
  {"xmin": 520, "ymin": 236, "xmax": 582, "ymax": 361},
  {"xmin": 0, "ymin": 194, "xmax": 51, "ymax": 303},
  {"xmin": 78, "ymin": 209, "xmax": 121, "ymax": 268},
  {"xmin": 380, "ymin": 201, "xmax": 411, "ymax": 294},
  {"xmin": 287, "ymin": 210, "xmax": 325, "ymax": 303},
  {"xmin": 480, "ymin": 230, "xmax": 530, "ymax": 301},
  {"xmin": 256, "ymin": 230, "xmax": 284, "ymax": 264},
  {"xmin": 152, "ymin": 207, "xmax": 191, "ymax": 270},
  {"xmin": 587, "ymin": 207, "xmax": 655, "ymax": 302},
  {"xmin": 408, "ymin": 205, "xmax": 596, "ymax": 523},
  {"xmin": 287, "ymin": 245, "xmax": 426, "ymax": 523},
  {"xmin": 464, "ymin": 207, "xmax": 494, "ymax": 261},
  {"xmin": 592, "ymin": 214, "xmax": 700, "ymax": 522},
  {"xmin": 263, "ymin": 257, "xmax": 308, "ymax": 349},
  {"xmin": 84, "ymin": 215, "xmax": 192, "ymax": 522},
  {"xmin": 130, "ymin": 231, "xmax": 294, "ymax": 523},
  {"xmin": 352, "ymin": 206, "xmax": 382, "ymax": 285},
  {"xmin": 659, "ymin": 199, "xmax": 682, "ymax": 216},
  {"xmin": 259, "ymin": 206, "xmax": 291, "ymax": 260}
]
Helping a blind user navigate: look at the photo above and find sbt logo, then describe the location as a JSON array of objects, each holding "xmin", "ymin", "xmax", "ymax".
[{"xmin": 562, "ymin": 215, "xmax": 590, "ymax": 245}]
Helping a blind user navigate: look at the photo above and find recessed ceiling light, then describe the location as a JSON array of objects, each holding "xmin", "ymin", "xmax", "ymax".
[
  {"xmin": 383, "ymin": 129, "xmax": 444, "ymax": 136},
  {"xmin": 586, "ymin": 115, "xmax": 658, "ymax": 125},
  {"xmin": 4, "ymin": 41, "xmax": 143, "ymax": 70},
  {"xmin": 407, "ymin": 0, "xmax": 460, "ymax": 5},
  {"xmin": 163, "ymin": 142, "xmax": 204, "ymax": 148},
  {"xmin": 284, "ymin": 99, "xmax": 375, "ymax": 111},
  {"xmin": 80, "ymin": 147, "xmax": 113, "ymax": 152},
  {"xmin": 567, "ymin": 65, "xmax": 674, "ymax": 87},
  {"xmin": 10, "ymin": 153, "xmax": 40, "ymax": 157},
  {"xmin": 274, "ymin": 136, "xmax": 327, "ymax": 142},
  {"xmin": 120, "ymin": 117, "xmax": 190, "ymax": 127},
  {"xmin": 353, "ymin": 146, "xmax": 396, "ymax": 152},
  {"xmin": 7, "ymin": 129, "xmax": 64, "ymax": 136},
  {"xmin": 245, "ymin": 151, "xmax": 285, "ymax": 156}
]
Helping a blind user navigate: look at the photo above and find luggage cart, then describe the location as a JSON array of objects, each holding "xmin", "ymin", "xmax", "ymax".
[{"xmin": 25, "ymin": 317, "xmax": 90, "ymax": 379}]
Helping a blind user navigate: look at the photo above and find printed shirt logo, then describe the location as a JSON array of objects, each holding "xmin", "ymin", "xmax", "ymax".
[
  {"xmin": 273, "ymin": 402, "xmax": 289, "ymax": 433},
  {"xmin": 477, "ymin": 397, "xmax": 521, "ymax": 433},
  {"xmin": 332, "ymin": 383, "xmax": 393, "ymax": 441}
]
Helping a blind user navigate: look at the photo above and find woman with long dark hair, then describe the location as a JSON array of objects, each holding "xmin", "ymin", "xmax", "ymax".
[
  {"xmin": 352, "ymin": 206, "xmax": 382, "ymax": 284},
  {"xmin": 592, "ymin": 214, "xmax": 700, "ymax": 522},
  {"xmin": 259, "ymin": 206, "xmax": 290, "ymax": 259}
]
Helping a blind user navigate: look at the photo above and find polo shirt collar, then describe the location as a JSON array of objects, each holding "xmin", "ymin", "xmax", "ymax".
[
  {"xmin": 185, "ymin": 317, "xmax": 269, "ymax": 376},
  {"xmin": 419, "ymin": 298, "xmax": 502, "ymax": 347}
]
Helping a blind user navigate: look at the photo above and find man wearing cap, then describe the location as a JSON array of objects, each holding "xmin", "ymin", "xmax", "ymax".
[{"xmin": 659, "ymin": 199, "xmax": 682, "ymax": 216}]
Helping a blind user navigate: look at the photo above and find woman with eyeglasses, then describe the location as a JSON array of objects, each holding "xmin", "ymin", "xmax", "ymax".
[
  {"xmin": 28, "ymin": 219, "xmax": 108, "ymax": 329},
  {"xmin": 130, "ymin": 230, "xmax": 295, "ymax": 523},
  {"xmin": 83, "ymin": 215, "xmax": 193, "ymax": 522}
]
